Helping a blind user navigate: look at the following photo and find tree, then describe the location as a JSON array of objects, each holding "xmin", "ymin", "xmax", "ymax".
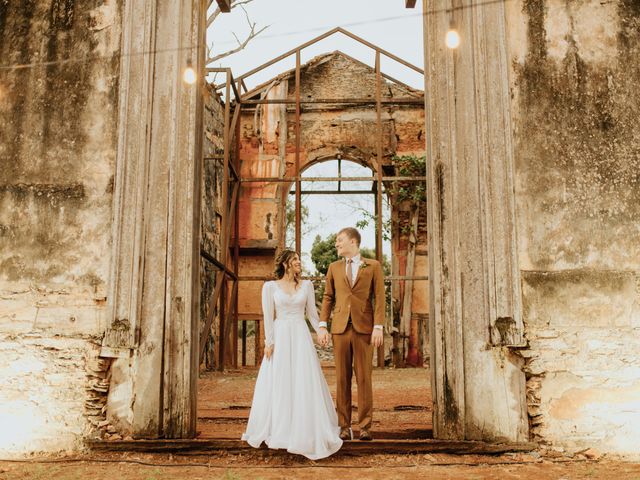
[
  {"xmin": 310, "ymin": 234, "xmax": 338, "ymax": 275},
  {"xmin": 310, "ymin": 234, "xmax": 391, "ymax": 276},
  {"xmin": 206, "ymin": 0, "xmax": 268, "ymax": 66}
]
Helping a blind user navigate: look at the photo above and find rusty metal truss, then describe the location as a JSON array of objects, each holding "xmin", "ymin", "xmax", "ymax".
[{"xmin": 200, "ymin": 28, "xmax": 427, "ymax": 369}]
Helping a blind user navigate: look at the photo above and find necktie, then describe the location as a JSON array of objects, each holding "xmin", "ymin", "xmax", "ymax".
[{"xmin": 347, "ymin": 259, "xmax": 353, "ymax": 287}]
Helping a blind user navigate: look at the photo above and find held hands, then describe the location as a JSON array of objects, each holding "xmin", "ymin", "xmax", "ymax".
[
  {"xmin": 317, "ymin": 327, "xmax": 330, "ymax": 347},
  {"xmin": 371, "ymin": 328, "xmax": 383, "ymax": 348}
]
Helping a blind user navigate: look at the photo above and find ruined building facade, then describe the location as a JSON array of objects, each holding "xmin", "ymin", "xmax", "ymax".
[
  {"xmin": 234, "ymin": 51, "xmax": 428, "ymax": 368},
  {"xmin": 0, "ymin": 0, "xmax": 638, "ymax": 458},
  {"xmin": 421, "ymin": 0, "xmax": 640, "ymax": 452}
]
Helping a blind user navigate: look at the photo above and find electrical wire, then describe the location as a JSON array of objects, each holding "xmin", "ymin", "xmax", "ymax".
[
  {"xmin": 212, "ymin": 0, "xmax": 512, "ymax": 43},
  {"xmin": 0, "ymin": 0, "xmax": 511, "ymax": 71}
]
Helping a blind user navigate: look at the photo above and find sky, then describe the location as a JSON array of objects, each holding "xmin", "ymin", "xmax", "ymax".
[
  {"xmin": 290, "ymin": 161, "xmax": 392, "ymax": 273},
  {"xmin": 207, "ymin": 1, "xmax": 424, "ymax": 271},
  {"xmin": 206, "ymin": 0, "xmax": 425, "ymax": 90}
]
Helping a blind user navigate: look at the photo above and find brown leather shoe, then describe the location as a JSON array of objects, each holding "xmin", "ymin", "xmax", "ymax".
[
  {"xmin": 359, "ymin": 429, "xmax": 373, "ymax": 441},
  {"xmin": 339, "ymin": 427, "xmax": 353, "ymax": 441}
]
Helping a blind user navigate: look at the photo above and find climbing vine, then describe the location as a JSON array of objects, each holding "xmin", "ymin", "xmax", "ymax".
[
  {"xmin": 354, "ymin": 154, "xmax": 427, "ymax": 237},
  {"xmin": 390, "ymin": 154, "xmax": 427, "ymax": 205}
]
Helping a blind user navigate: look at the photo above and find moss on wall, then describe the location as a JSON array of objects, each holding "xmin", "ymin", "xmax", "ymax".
[
  {"xmin": 0, "ymin": 0, "xmax": 121, "ymax": 287},
  {"xmin": 515, "ymin": 0, "xmax": 640, "ymax": 270}
]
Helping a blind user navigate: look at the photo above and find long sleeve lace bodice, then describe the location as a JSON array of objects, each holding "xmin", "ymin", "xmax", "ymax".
[{"xmin": 261, "ymin": 280, "xmax": 321, "ymax": 347}]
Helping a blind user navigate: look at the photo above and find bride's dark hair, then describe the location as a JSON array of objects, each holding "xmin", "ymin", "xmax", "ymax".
[{"xmin": 274, "ymin": 249, "xmax": 300, "ymax": 286}]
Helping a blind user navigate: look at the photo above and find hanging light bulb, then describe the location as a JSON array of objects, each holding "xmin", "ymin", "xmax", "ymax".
[
  {"xmin": 445, "ymin": 28, "xmax": 461, "ymax": 49},
  {"xmin": 183, "ymin": 60, "xmax": 197, "ymax": 85}
]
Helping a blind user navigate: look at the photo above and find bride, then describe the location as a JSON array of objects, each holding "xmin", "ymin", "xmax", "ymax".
[{"xmin": 242, "ymin": 249, "xmax": 343, "ymax": 459}]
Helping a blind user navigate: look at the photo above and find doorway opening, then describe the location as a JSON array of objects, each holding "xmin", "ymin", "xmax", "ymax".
[{"xmin": 195, "ymin": 28, "xmax": 431, "ymax": 442}]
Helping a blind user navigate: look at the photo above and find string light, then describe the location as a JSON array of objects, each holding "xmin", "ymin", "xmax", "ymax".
[
  {"xmin": 183, "ymin": 60, "xmax": 197, "ymax": 85},
  {"xmin": 445, "ymin": 15, "xmax": 461, "ymax": 49},
  {"xmin": 0, "ymin": 0, "xmax": 513, "ymax": 72},
  {"xmin": 445, "ymin": 28, "xmax": 461, "ymax": 49}
]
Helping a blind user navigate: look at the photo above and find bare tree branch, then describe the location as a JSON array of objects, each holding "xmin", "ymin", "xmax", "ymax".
[
  {"xmin": 207, "ymin": 24, "xmax": 268, "ymax": 64},
  {"xmin": 207, "ymin": 0, "xmax": 255, "ymax": 28},
  {"xmin": 206, "ymin": 0, "xmax": 268, "ymax": 65},
  {"xmin": 207, "ymin": 7, "xmax": 222, "ymax": 28}
]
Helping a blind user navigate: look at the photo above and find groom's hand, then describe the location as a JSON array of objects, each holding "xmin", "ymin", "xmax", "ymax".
[
  {"xmin": 318, "ymin": 327, "xmax": 330, "ymax": 347},
  {"xmin": 371, "ymin": 328, "xmax": 383, "ymax": 348}
]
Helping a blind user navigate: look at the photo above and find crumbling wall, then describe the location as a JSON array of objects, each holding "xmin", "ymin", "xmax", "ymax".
[
  {"xmin": 389, "ymin": 169, "xmax": 428, "ymax": 367},
  {"xmin": 0, "ymin": 0, "xmax": 121, "ymax": 455},
  {"xmin": 509, "ymin": 0, "xmax": 640, "ymax": 454},
  {"xmin": 200, "ymin": 84, "xmax": 225, "ymax": 370}
]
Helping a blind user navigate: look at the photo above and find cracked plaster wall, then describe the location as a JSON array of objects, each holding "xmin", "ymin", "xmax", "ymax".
[
  {"xmin": 508, "ymin": 0, "xmax": 640, "ymax": 455},
  {"xmin": 0, "ymin": 0, "xmax": 121, "ymax": 456}
]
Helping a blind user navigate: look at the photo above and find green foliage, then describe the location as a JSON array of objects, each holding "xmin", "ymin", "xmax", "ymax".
[
  {"xmin": 355, "ymin": 213, "xmax": 392, "ymax": 242},
  {"xmin": 310, "ymin": 233, "xmax": 338, "ymax": 275},
  {"xmin": 353, "ymin": 155, "xmax": 425, "ymax": 241},
  {"xmin": 391, "ymin": 154, "xmax": 427, "ymax": 204}
]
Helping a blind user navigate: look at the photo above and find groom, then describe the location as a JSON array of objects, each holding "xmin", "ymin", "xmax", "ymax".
[{"xmin": 318, "ymin": 227, "xmax": 385, "ymax": 441}]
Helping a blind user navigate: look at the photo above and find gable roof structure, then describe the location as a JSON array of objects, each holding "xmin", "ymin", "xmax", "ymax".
[
  {"xmin": 213, "ymin": 27, "xmax": 424, "ymax": 104},
  {"xmin": 240, "ymin": 50, "xmax": 423, "ymax": 103}
]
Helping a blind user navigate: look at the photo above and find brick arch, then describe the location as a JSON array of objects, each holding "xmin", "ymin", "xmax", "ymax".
[
  {"xmin": 278, "ymin": 154, "xmax": 378, "ymax": 213},
  {"xmin": 237, "ymin": 52, "xmax": 425, "ymax": 253},
  {"xmin": 300, "ymin": 150, "xmax": 376, "ymax": 174}
]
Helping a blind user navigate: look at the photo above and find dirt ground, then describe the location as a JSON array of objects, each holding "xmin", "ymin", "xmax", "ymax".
[
  {"xmin": 197, "ymin": 364, "xmax": 433, "ymax": 439},
  {"xmin": 2, "ymin": 452, "xmax": 640, "ymax": 480},
  {"xmin": 3, "ymin": 367, "xmax": 639, "ymax": 479}
]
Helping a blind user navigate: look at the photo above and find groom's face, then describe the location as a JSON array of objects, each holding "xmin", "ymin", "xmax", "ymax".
[{"xmin": 335, "ymin": 233, "xmax": 355, "ymax": 258}]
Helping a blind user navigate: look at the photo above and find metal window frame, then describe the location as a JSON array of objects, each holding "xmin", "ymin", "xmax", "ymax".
[{"xmin": 200, "ymin": 28, "xmax": 427, "ymax": 369}]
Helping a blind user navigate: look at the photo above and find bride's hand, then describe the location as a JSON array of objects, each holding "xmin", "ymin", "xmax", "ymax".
[
  {"xmin": 317, "ymin": 327, "xmax": 330, "ymax": 347},
  {"xmin": 265, "ymin": 344, "xmax": 274, "ymax": 360}
]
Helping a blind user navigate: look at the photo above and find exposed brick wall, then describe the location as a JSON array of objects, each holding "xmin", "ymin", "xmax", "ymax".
[{"xmin": 200, "ymin": 84, "xmax": 226, "ymax": 370}]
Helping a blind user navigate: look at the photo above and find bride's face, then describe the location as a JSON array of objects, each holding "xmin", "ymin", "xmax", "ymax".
[{"xmin": 287, "ymin": 254, "xmax": 302, "ymax": 274}]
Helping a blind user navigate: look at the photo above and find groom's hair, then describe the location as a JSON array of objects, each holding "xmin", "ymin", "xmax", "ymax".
[{"xmin": 338, "ymin": 227, "xmax": 361, "ymax": 246}]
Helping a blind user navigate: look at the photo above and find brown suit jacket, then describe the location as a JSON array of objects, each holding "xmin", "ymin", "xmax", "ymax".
[{"xmin": 320, "ymin": 257, "xmax": 385, "ymax": 334}]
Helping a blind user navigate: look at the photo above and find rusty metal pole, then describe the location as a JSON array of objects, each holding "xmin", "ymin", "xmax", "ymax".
[
  {"xmin": 218, "ymin": 74, "xmax": 231, "ymax": 371},
  {"xmin": 295, "ymin": 50, "xmax": 302, "ymax": 254},
  {"xmin": 241, "ymin": 320, "xmax": 246, "ymax": 366},
  {"xmin": 233, "ymin": 80, "xmax": 241, "ymax": 369},
  {"xmin": 375, "ymin": 50, "xmax": 385, "ymax": 368}
]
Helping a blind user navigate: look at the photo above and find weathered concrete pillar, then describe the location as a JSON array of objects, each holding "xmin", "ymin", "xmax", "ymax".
[
  {"xmin": 424, "ymin": 0, "xmax": 528, "ymax": 441},
  {"xmin": 103, "ymin": 0, "xmax": 205, "ymax": 438}
]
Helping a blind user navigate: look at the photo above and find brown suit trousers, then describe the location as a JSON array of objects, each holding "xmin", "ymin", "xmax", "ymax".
[{"xmin": 320, "ymin": 258, "xmax": 385, "ymax": 431}]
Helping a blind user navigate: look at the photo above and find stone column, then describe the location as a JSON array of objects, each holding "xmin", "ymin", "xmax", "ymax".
[
  {"xmin": 424, "ymin": 0, "xmax": 528, "ymax": 442},
  {"xmin": 103, "ymin": 0, "xmax": 205, "ymax": 438}
]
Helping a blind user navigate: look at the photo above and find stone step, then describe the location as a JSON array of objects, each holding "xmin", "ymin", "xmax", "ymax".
[{"xmin": 87, "ymin": 438, "xmax": 537, "ymax": 456}]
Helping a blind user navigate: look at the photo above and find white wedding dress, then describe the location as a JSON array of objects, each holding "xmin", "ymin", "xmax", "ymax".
[{"xmin": 241, "ymin": 279, "xmax": 343, "ymax": 460}]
